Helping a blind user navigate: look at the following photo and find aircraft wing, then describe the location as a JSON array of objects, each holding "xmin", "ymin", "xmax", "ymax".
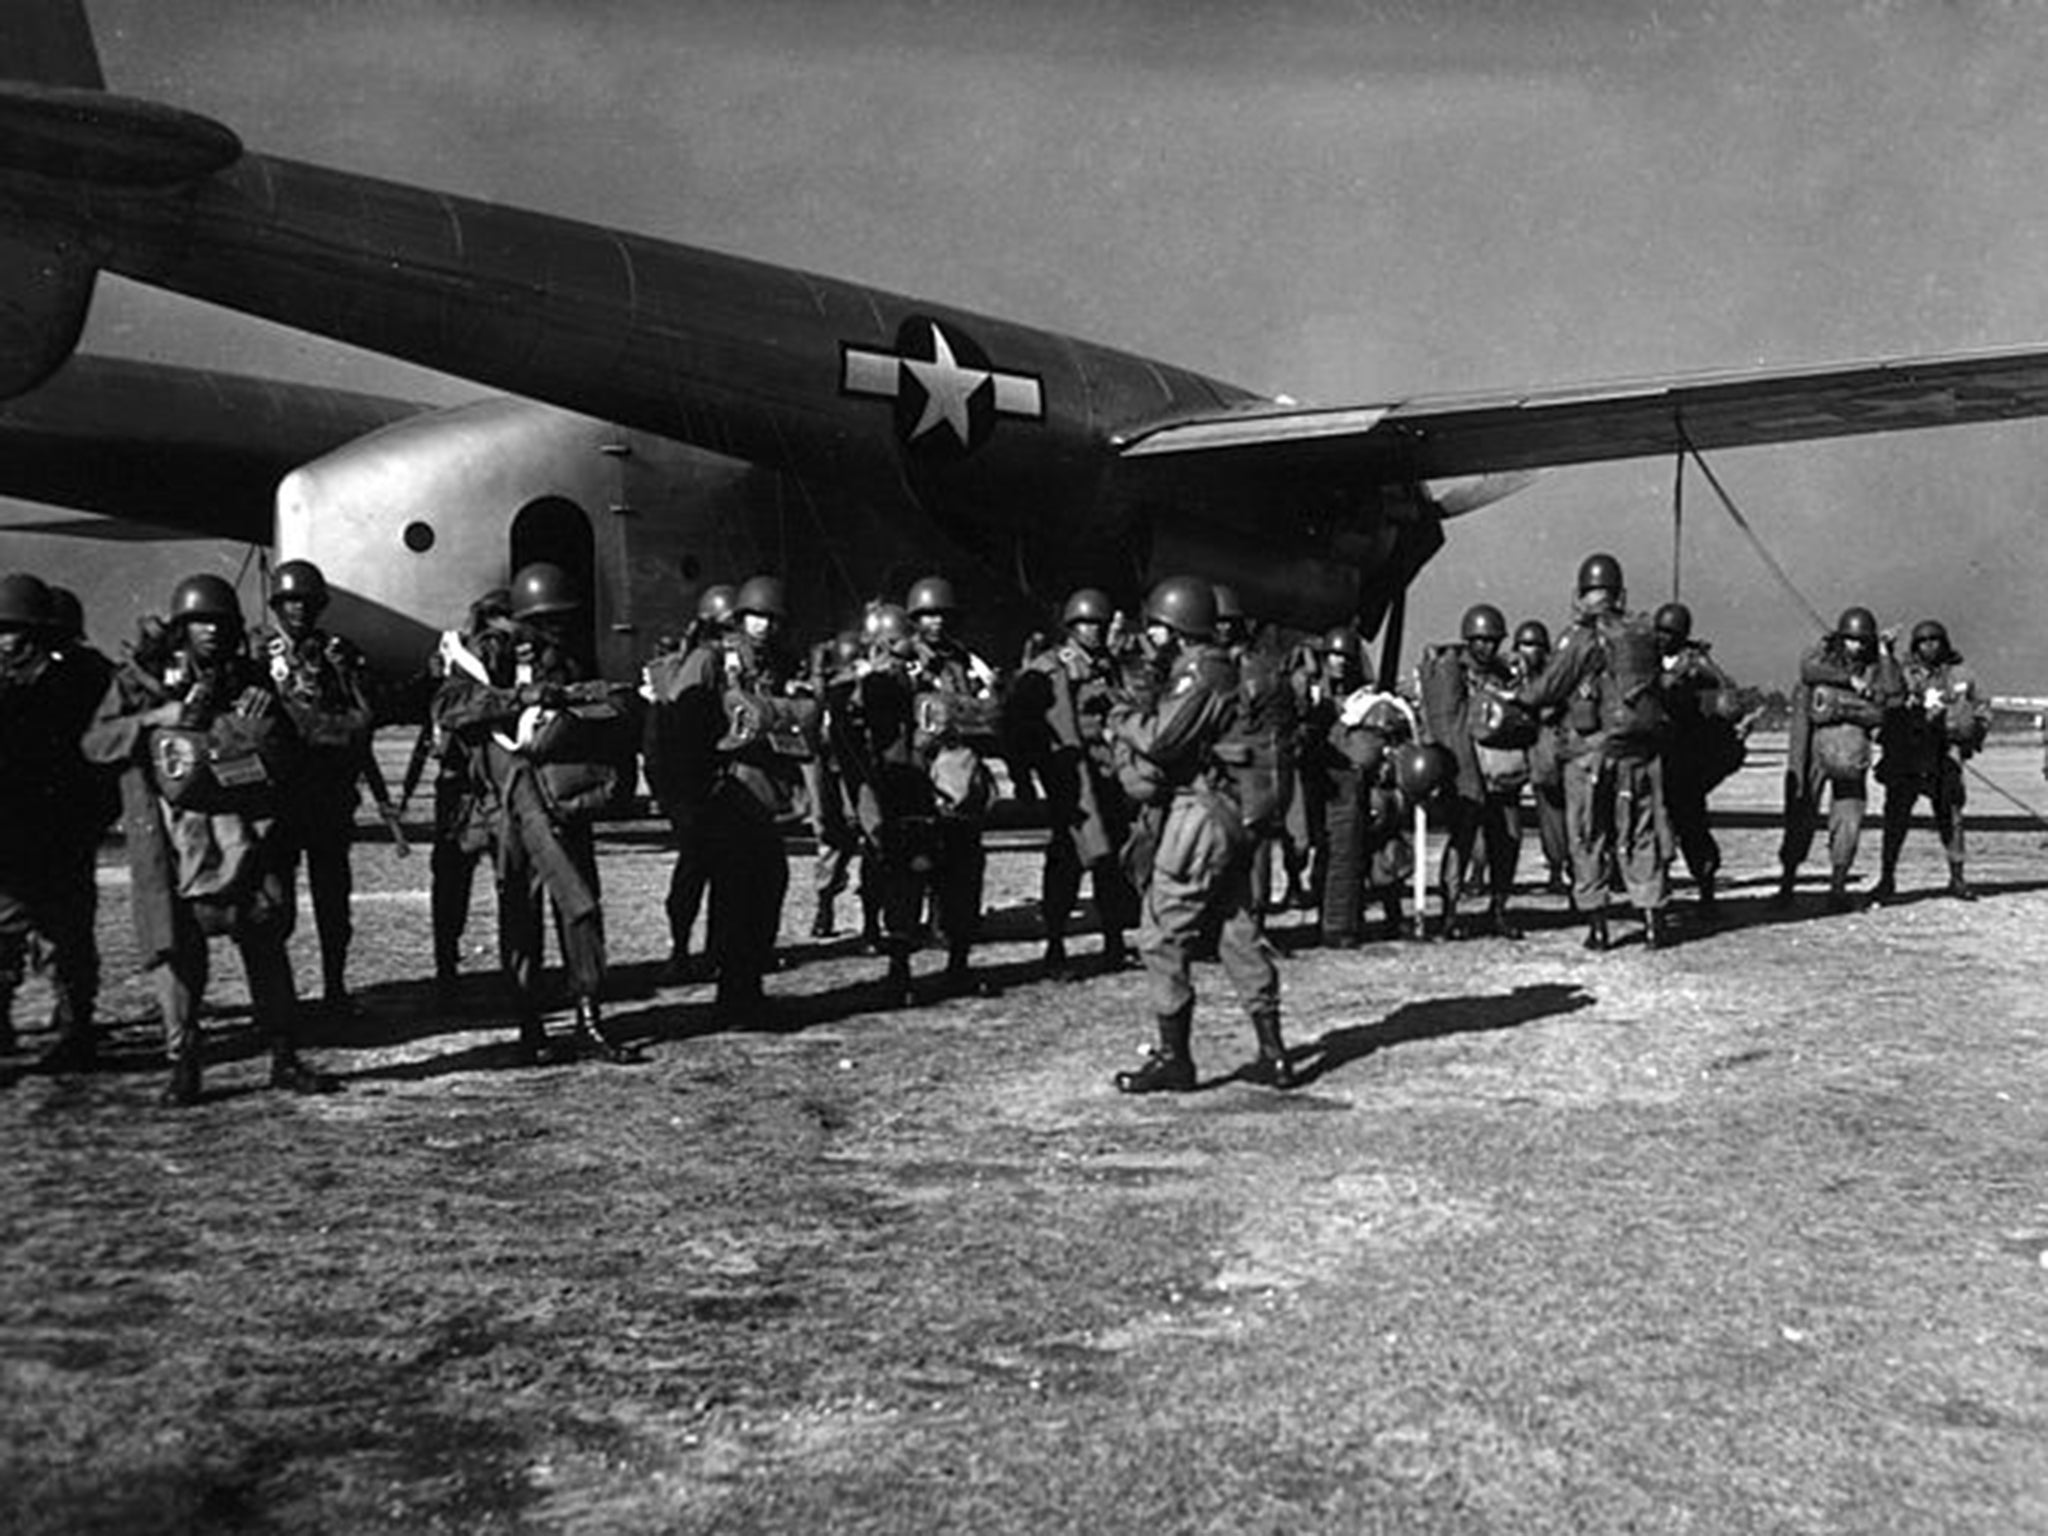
[
  {"xmin": 0, "ymin": 353, "xmax": 424, "ymax": 542},
  {"xmin": 1113, "ymin": 344, "xmax": 2048, "ymax": 489}
]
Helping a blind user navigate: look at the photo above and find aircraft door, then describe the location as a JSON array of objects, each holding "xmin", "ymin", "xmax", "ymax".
[{"xmin": 511, "ymin": 495, "xmax": 598, "ymax": 668}]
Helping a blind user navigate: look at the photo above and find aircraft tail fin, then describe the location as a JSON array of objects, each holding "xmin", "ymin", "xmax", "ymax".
[
  {"xmin": 0, "ymin": 0, "xmax": 105, "ymax": 87},
  {"xmin": 0, "ymin": 0, "xmax": 104, "ymax": 397}
]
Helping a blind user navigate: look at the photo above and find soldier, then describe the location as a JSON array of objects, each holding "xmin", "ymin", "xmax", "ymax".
[
  {"xmin": 1005, "ymin": 587, "xmax": 1136, "ymax": 976},
  {"xmin": 1772, "ymin": 606, "xmax": 1901, "ymax": 912},
  {"xmin": 36, "ymin": 585, "xmax": 118, "ymax": 1070},
  {"xmin": 702, "ymin": 575, "xmax": 814, "ymax": 1021},
  {"xmin": 1516, "ymin": 553, "xmax": 1672, "ymax": 951},
  {"xmin": 905, "ymin": 574, "xmax": 1000, "ymax": 995},
  {"xmin": 642, "ymin": 583, "xmax": 733, "ymax": 981},
  {"xmin": 82, "ymin": 573, "xmax": 338, "ymax": 1104},
  {"xmin": 434, "ymin": 562, "xmax": 638, "ymax": 1064},
  {"xmin": 805, "ymin": 623, "xmax": 874, "ymax": 944},
  {"xmin": 1297, "ymin": 627, "xmax": 1371, "ymax": 943},
  {"xmin": 258, "ymin": 560, "xmax": 383, "ymax": 1013},
  {"xmin": 1654, "ymin": 602, "xmax": 1747, "ymax": 918},
  {"xmin": 1511, "ymin": 619, "xmax": 1570, "ymax": 896},
  {"xmin": 1417, "ymin": 603, "xmax": 1525, "ymax": 940},
  {"xmin": 1215, "ymin": 585, "xmax": 1298, "ymax": 930},
  {"xmin": 425, "ymin": 586, "xmax": 511, "ymax": 1001},
  {"xmin": 1109, "ymin": 575, "xmax": 1294, "ymax": 1094},
  {"xmin": 1874, "ymin": 619, "xmax": 1988, "ymax": 902}
]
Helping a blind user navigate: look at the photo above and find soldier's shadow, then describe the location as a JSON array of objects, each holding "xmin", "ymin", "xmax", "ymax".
[{"xmin": 1289, "ymin": 982, "xmax": 1594, "ymax": 1086}]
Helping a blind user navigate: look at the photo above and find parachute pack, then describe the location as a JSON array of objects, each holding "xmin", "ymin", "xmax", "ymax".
[{"xmin": 1593, "ymin": 614, "xmax": 1667, "ymax": 743}]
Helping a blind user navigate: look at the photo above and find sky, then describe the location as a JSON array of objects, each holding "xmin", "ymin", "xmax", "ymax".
[{"xmin": 8, "ymin": 0, "xmax": 2048, "ymax": 689}]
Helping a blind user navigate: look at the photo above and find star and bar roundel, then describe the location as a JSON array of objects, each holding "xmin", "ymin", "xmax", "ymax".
[{"xmin": 840, "ymin": 316, "xmax": 1044, "ymax": 460}]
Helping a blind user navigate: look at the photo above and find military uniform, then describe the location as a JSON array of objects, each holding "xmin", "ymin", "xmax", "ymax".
[
  {"xmin": 1655, "ymin": 613, "xmax": 1743, "ymax": 914},
  {"xmin": 81, "ymin": 576, "xmax": 335, "ymax": 1104},
  {"xmin": 258, "ymin": 613, "xmax": 376, "ymax": 1007},
  {"xmin": 703, "ymin": 618, "xmax": 811, "ymax": 1018},
  {"xmin": 1517, "ymin": 573, "xmax": 1671, "ymax": 949},
  {"xmin": 1776, "ymin": 613, "xmax": 1901, "ymax": 910},
  {"xmin": 38, "ymin": 596, "xmax": 118, "ymax": 1065},
  {"xmin": 908, "ymin": 629, "xmax": 999, "ymax": 989},
  {"xmin": 1110, "ymin": 576, "xmax": 1291, "ymax": 1093},
  {"xmin": 423, "ymin": 603, "xmax": 509, "ymax": 991},
  {"xmin": 1510, "ymin": 626, "xmax": 1570, "ymax": 895},
  {"xmin": 434, "ymin": 563, "xmax": 635, "ymax": 1064},
  {"xmin": 1006, "ymin": 618, "xmax": 1136, "ymax": 969},
  {"xmin": 1875, "ymin": 621, "xmax": 1986, "ymax": 900},
  {"xmin": 1418, "ymin": 621, "xmax": 1523, "ymax": 939},
  {"xmin": 642, "ymin": 628, "xmax": 726, "ymax": 977}
]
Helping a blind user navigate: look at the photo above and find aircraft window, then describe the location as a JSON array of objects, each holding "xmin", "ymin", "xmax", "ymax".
[{"xmin": 403, "ymin": 521, "xmax": 435, "ymax": 552}]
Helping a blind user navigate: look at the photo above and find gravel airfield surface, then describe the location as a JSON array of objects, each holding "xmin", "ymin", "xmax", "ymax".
[{"xmin": 8, "ymin": 736, "xmax": 2048, "ymax": 1532}]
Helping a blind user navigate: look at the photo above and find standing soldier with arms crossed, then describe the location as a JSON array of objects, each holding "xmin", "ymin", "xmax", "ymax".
[
  {"xmin": 1772, "ymin": 606, "xmax": 1901, "ymax": 913},
  {"xmin": 1516, "ymin": 553, "xmax": 1673, "ymax": 951},
  {"xmin": 1109, "ymin": 576, "xmax": 1294, "ymax": 1094},
  {"xmin": 83, "ymin": 574, "xmax": 338, "ymax": 1104},
  {"xmin": 1005, "ymin": 587, "xmax": 1136, "ymax": 977},
  {"xmin": 1874, "ymin": 619, "xmax": 1988, "ymax": 902},
  {"xmin": 258, "ymin": 560, "xmax": 385, "ymax": 1014}
]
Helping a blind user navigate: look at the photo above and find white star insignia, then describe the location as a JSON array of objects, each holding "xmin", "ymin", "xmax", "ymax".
[{"xmin": 902, "ymin": 325, "xmax": 987, "ymax": 446}]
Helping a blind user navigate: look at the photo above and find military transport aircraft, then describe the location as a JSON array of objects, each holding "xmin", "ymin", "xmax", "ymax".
[{"xmin": 7, "ymin": 0, "xmax": 2048, "ymax": 683}]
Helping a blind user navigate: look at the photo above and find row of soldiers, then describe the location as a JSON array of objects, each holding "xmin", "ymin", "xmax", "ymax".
[{"xmin": 0, "ymin": 548, "xmax": 1992, "ymax": 1103}]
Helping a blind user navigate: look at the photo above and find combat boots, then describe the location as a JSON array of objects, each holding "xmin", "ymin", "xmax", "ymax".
[
  {"xmin": 1488, "ymin": 899, "xmax": 1523, "ymax": 941},
  {"xmin": 881, "ymin": 953, "xmax": 915, "ymax": 1010},
  {"xmin": 160, "ymin": 1052, "xmax": 202, "ymax": 1107},
  {"xmin": 1582, "ymin": 912, "xmax": 1611, "ymax": 952},
  {"xmin": 575, "ymin": 998, "xmax": 641, "ymax": 1063},
  {"xmin": 1115, "ymin": 1006, "xmax": 1195, "ymax": 1094},
  {"xmin": 1825, "ymin": 869, "xmax": 1853, "ymax": 913},
  {"xmin": 270, "ymin": 1046, "xmax": 341, "ymax": 1095},
  {"xmin": 1767, "ymin": 867, "xmax": 1797, "ymax": 910},
  {"xmin": 1870, "ymin": 868, "xmax": 1897, "ymax": 903},
  {"xmin": 1246, "ymin": 1009, "xmax": 1299, "ymax": 1089},
  {"xmin": 810, "ymin": 896, "xmax": 838, "ymax": 940},
  {"xmin": 515, "ymin": 1015, "xmax": 565, "ymax": 1067},
  {"xmin": 1641, "ymin": 907, "xmax": 1669, "ymax": 950},
  {"xmin": 1696, "ymin": 870, "xmax": 1719, "ymax": 918},
  {"xmin": 1948, "ymin": 865, "xmax": 1977, "ymax": 902}
]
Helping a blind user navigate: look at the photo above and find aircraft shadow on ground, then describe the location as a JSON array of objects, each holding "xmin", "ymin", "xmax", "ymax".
[{"xmin": 1297, "ymin": 982, "xmax": 1595, "ymax": 1085}]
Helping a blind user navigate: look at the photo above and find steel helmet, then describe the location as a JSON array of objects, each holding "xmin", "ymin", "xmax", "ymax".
[
  {"xmin": 1576, "ymin": 552, "xmax": 1624, "ymax": 595},
  {"xmin": 169, "ymin": 573, "xmax": 242, "ymax": 627},
  {"xmin": 1394, "ymin": 741, "xmax": 1454, "ymax": 800},
  {"xmin": 1213, "ymin": 583, "xmax": 1246, "ymax": 622},
  {"xmin": 470, "ymin": 586, "xmax": 512, "ymax": 623},
  {"xmin": 867, "ymin": 602, "xmax": 912, "ymax": 648},
  {"xmin": 269, "ymin": 559, "xmax": 330, "ymax": 612},
  {"xmin": 1362, "ymin": 698, "xmax": 1411, "ymax": 738},
  {"xmin": 734, "ymin": 575, "xmax": 788, "ymax": 620},
  {"xmin": 906, "ymin": 575, "xmax": 958, "ymax": 616},
  {"xmin": 45, "ymin": 585, "xmax": 83, "ymax": 641},
  {"xmin": 695, "ymin": 583, "xmax": 737, "ymax": 624},
  {"xmin": 0, "ymin": 572, "xmax": 52, "ymax": 629},
  {"xmin": 1910, "ymin": 618, "xmax": 1951, "ymax": 650},
  {"xmin": 1324, "ymin": 626, "xmax": 1364, "ymax": 664},
  {"xmin": 1460, "ymin": 603, "xmax": 1507, "ymax": 643},
  {"xmin": 1143, "ymin": 575, "xmax": 1218, "ymax": 640},
  {"xmin": 1513, "ymin": 619, "xmax": 1551, "ymax": 651},
  {"xmin": 1652, "ymin": 601, "xmax": 1693, "ymax": 642},
  {"xmin": 1061, "ymin": 587, "xmax": 1114, "ymax": 627},
  {"xmin": 510, "ymin": 562, "xmax": 581, "ymax": 619},
  {"xmin": 1834, "ymin": 606, "xmax": 1878, "ymax": 642}
]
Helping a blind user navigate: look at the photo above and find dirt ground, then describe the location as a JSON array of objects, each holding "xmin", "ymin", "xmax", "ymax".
[{"xmin": 8, "ymin": 735, "xmax": 2048, "ymax": 1533}]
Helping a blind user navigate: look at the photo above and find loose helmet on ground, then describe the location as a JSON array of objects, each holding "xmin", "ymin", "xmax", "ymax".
[
  {"xmin": 1576, "ymin": 552, "xmax": 1624, "ymax": 595},
  {"xmin": 1143, "ymin": 575, "xmax": 1217, "ymax": 640},
  {"xmin": 734, "ymin": 575, "xmax": 787, "ymax": 620},
  {"xmin": 1653, "ymin": 602, "xmax": 1693, "ymax": 642},
  {"xmin": 1061, "ymin": 588, "xmax": 1113, "ymax": 628},
  {"xmin": 1460, "ymin": 603, "xmax": 1507, "ymax": 643},
  {"xmin": 0, "ymin": 572, "xmax": 52, "ymax": 629},
  {"xmin": 510, "ymin": 562, "xmax": 581, "ymax": 620},
  {"xmin": 169, "ymin": 573, "xmax": 242, "ymax": 627},
  {"xmin": 269, "ymin": 559, "xmax": 330, "ymax": 612},
  {"xmin": 906, "ymin": 575, "xmax": 958, "ymax": 616},
  {"xmin": 1513, "ymin": 619, "xmax": 1551, "ymax": 651},
  {"xmin": 1835, "ymin": 606, "xmax": 1878, "ymax": 643}
]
